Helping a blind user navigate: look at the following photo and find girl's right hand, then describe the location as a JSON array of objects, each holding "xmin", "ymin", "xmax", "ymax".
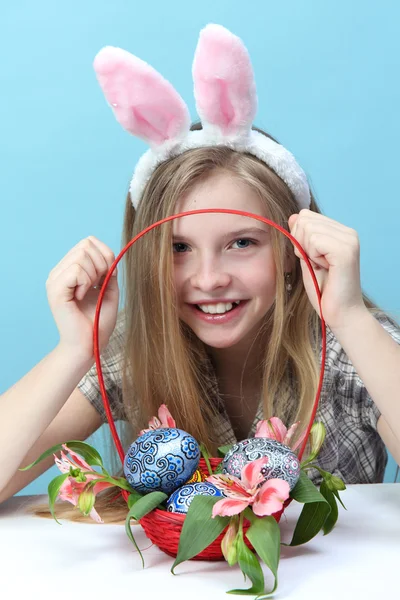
[{"xmin": 46, "ymin": 236, "xmax": 119, "ymax": 362}]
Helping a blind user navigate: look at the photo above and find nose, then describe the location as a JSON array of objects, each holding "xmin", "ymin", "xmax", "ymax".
[{"xmin": 189, "ymin": 254, "xmax": 232, "ymax": 292}]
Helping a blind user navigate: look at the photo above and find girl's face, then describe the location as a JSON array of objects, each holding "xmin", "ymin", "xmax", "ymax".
[{"xmin": 173, "ymin": 171, "xmax": 278, "ymax": 350}]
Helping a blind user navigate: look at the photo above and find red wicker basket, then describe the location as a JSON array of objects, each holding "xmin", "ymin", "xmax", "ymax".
[
  {"xmin": 139, "ymin": 457, "xmax": 286, "ymax": 560},
  {"xmin": 93, "ymin": 209, "xmax": 326, "ymax": 562}
]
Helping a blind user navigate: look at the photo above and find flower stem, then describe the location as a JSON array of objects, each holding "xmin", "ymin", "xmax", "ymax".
[
  {"xmin": 199, "ymin": 443, "xmax": 213, "ymax": 475},
  {"xmin": 238, "ymin": 511, "xmax": 244, "ymax": 537}
]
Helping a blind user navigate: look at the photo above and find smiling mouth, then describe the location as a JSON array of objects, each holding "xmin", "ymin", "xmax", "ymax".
[{"xmin": 194, "ymin": 300, "xmax": 244, "ymax": 315}]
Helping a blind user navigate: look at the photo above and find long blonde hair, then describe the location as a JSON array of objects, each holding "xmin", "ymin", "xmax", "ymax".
[{"xmin": 122, "ymin": 129, "xmax": 324, "ymax": 453}]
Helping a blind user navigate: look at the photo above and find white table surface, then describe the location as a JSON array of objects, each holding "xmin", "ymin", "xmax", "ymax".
[{"xmin": 1, "ymin": 484, "xmax": 399, "ymax": 600}]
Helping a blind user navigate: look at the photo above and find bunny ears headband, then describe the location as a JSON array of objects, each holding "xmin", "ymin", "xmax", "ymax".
[{"xmin": 93, "ymin": 24, "xmax": 311, "ymax": 211}]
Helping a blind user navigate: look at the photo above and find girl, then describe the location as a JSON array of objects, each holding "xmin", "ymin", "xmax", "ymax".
[{"xmin": 0, "ymin": 25, "xmax": 399, "ymax": 507}]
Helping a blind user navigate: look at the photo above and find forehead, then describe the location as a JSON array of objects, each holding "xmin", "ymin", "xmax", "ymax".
[{"xmin": 173, "ymin": 172, "xmax": 269, "ymax": 236}]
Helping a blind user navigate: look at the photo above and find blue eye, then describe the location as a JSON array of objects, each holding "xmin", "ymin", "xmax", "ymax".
[
  {"xmin": 232, "ymin": 238, "xmax": 254, "ymax": 249},
  {"xmin": 173, "ymin": 243, "xmax": 188, "ymax": 253}
]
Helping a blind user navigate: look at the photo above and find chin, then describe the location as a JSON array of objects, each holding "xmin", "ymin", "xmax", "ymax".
[
  {"xmin": 190, "ymin": 329, "xmax": 246, "ymax": 349},
  {"xmin": 202, "ymin": 339, "xmax": 239, "ymax": 349}
]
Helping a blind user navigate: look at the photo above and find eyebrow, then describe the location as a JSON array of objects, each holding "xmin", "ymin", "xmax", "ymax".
[{"xmin": 172, "ymin": 227, "xmax": 270, "ymax": 241}]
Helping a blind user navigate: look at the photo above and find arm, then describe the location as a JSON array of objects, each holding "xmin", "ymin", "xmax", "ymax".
[
  {"xmin": 0, "ymin": 346, "xmax": 95, "ymax": 496},
  {"xmin": 0, "ymin": 236, "xmax": 119, "ymax": 499},
  {"xmin": 0, "ymin": 387, "xmax": 103, "ymax": 503},
  {"xmin": 332, "ymin": 308, "xmax": 400, "ymax": 462},
  {"xmin": 288, "ymin": 210, "xmax": 400, "ymax": 463}
]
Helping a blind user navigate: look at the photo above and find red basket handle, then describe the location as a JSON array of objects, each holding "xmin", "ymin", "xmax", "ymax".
[{"xmin": 93, "ymin": 209, "xmax": 326, "ymax": 480}]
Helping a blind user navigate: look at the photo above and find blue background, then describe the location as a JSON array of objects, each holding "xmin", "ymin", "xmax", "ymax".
[{"xmin": 1, "ymin": 1, "xmax": 399, "ymax": 493}]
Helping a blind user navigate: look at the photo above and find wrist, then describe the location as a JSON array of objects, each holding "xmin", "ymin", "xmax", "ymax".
[
  {"xmin": 329, "ymin": 304, "xmax": 373, "ymax": 343},
  {"xmin": 53, "ymin": 342, "xmax": 95, "ymax": 375}
]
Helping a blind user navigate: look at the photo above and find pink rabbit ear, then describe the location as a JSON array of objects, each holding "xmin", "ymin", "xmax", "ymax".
[
  {"xmin": 192, "ymin": 24, "xmax": 257, "ymax": 137},
  {"xmin": 93, "ymin": 46, "xmax": 191, "ymax": 147}
]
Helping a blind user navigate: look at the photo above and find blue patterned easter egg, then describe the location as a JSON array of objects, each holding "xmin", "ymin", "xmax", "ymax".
[
  {"xmin": 123, "ymin": 428, "xmax": 200, "ymax": 495},
  {"xmin": 222, "ymin": 438, "xmax": 300, "ymax": 491},
  {"xmin": 166, "ymin": 482, "xmax": 223, "ymax": 514}
]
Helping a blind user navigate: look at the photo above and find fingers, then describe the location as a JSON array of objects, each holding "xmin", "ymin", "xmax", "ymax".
[
  {"xmin": 50, "ymin": 237, "xmax": 115, "ymax": 279},
  {"xmin": 289, "ymin": 209, "xmax": 358, "ymax": 240},
  {"xmin": 288, "ymin": 210, "xmax": 359, "ymax": 269},
  {"xmin": 46, "ymin": 236, "xmax": 116, "ymax": 303}
]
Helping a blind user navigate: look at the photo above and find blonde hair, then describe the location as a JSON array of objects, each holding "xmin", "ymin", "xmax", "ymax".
[
  {"xmin": 122, "ymin": 139, "xmax": 321, "ymax": 452},
  {"xmin": 38, "ymin": 126, "xmax": 381, "ymax": 522}
]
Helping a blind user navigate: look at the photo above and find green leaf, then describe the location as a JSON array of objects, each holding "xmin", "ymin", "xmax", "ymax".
[
  {"xmin": 20, "ymin": 440, "xmax": 104, "ymax": 471},
  {"xmin": 127, "ymin": 491, "xmax": 143, "ymax": 509},
  {"xmin": 291, "ymin": 470, "xmax": 326, "ymax": 504},
  {"xmin": 218, "ymin": 444, "xmax": 233, "ymax": 458},
  {"xmin": 200, "ymin": 443, "xmax": 213, "ymax": 476},
  {"xmin": 172, "ymin": 496, "xmax": 229, "ymax": 572},
  {"xmin": 97, "ymin": 476, "xmax": 136, "ymax": 494},
  {"xmin": 48, "ymin": 473, "xmax": 70, "ymax": 524},
  {"xmin": 212, "ymin": 462, "xmax": 223, "ymax": 474},
  {"xmin": 228, "ymin": 535, "xmax": 265, "ymax": 596},
  {"xmin": 127, "ymin": 491, "xmax": 167, "ymax": 520},
  {"xmin": 19, "ymin": 443, "xmax": 65, "ymax": 471},
  {"xmin": 287, "ymin": 499, "xmax": 331, "ymax": 546},
  {"xmin": 331, "ymin": 487, "xmax": 347, "ymax": 510},
  {"xmin": 62, "ymin": 441, "xmax": 104, "ymax": 467},
  {"xmin": 303, "ymin": 466, "xmax": 347, "ymax": 510},
  {"xmin": 124, "ymin": 491, "xmax": 166, "ymax": 568},
  {"xmin": 319, "ymin": 481, "xmax": 339, "ymax": 535},
  {"xmin": 243, "ymin": 509, "xmax": 280, "ymax": 595},
  {"xmin": 125, "ymin": 504, "xmax": 145, "ymax": 568},
  {"xmin": 288, "ymin": 471, "xmax": 332, "ymax": 545}
]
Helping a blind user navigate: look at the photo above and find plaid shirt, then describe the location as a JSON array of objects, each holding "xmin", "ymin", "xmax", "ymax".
[{"xmin": 78, "ymin": 312, "xmax": 400, "ymax": 484}]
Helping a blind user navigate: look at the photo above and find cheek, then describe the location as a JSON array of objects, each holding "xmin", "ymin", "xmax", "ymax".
[{"xmin": 244, "ymin": 255, "xmax": 277, "ymax": 294}]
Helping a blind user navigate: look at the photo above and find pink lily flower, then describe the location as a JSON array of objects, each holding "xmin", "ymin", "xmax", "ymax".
[
  {"xmin": 207, "ymin": 457, "xmax": 290, "ymax": 518},
  {"xmin": 54, "ymin": 445, "xmax": 114, "ymax": 523},
  {"xmin": 139, "ymin": 403, "xmax": 176, "ymax": 435},
  {"xmin": 255, "ymin": 417, "xmax": 307, "ymax": 451}
]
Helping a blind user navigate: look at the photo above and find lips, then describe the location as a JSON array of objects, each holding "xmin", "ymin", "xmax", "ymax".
[
  {"xmin": 185, "ymin": 299, "xmax": 249, "ymax": 324},
  {"xmin": 190, "ymin": 300, "xmax": 244, "ymax": 305}
]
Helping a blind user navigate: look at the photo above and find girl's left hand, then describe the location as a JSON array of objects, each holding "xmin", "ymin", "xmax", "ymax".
[{"xmin": 288, "ymin": 209, "xmax": 366, "ymax": 331}]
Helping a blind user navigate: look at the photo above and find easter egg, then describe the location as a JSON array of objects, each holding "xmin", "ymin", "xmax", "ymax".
[
  {"xmin": 124, "ymin": 428, "xmax": 200, "ymax": 495},
  {"xmin": 185, "ymin": 469, "xmax": 206, "ymax": 484},
  {"xmin": 222, "ymin": 438, "xmax": 300, "ymax": 491},
  {"xmin": 166, "ymin": 482, "xmax": 223, "ymax": 514}
]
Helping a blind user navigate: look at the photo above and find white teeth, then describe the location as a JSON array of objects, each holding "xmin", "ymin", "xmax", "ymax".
[{"xmin": 197, "ymin": 301, "xmax": 241, "ymax": 314}]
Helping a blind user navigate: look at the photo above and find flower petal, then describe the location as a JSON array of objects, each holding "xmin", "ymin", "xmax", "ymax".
[
  {"xmin": 58, "ymin": 478, "xmax": 80, "ymax": 506},
  {"xmin": 252, "ymin": 479, "xmax": 290, "ymax": 517},
  {"xmin": 54, "ymin": 451, "xmax": 72, "ymax": 474},
  {"xmin": 240, "ymin": 457, "xmax": 267, "ymax": 490},
  {"xmin": 282, "ymin": 421, "xmax": 300, "ymax": 446},
  {"xmin": 267, "ymin": 417, "xmax": 287, "ymax": 443},
  {"xmin": 212, "ymin": 498, "xmax": 250, "ymax": 517},
  {"xmin": 207, "ymin": 474, "xmax": 250, "ymax": 500},
  {"xmin": 158, "ymin": 404, "xmax": 176, "ymax": 428},
  {"xmin": 148, "ymin": 416, "xmax": 161, "ymax": 430},
  {"xmin": 291, "ymin": 427, "xmax": 308, "ymax": 451},
  {"xmin": 92, "ymin": 480, "xmax": 116, "ymax": 495},
  {"xmin": 89, "ymin": 506, "xmax": 104, "ymax": 523},
  {"xmin": 62, "ymin": 445, "xmax": 93, "ymax": 472},
  {"xmin": 254, "ymin": 421, "xmax": 270, "ymax": 438}
]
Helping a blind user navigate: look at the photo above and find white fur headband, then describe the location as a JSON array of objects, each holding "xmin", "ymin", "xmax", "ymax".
[{"xmin": 93, "ymin": 24, "xmax": 311, "ymax": 211}]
